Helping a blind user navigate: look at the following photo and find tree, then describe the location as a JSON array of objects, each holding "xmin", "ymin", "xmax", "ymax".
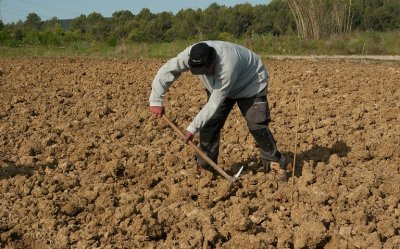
[
  {"xmin": 168, "ymin": 9, "xmax": 202, "ymax": 40},
  {"xmin": 201, "ymin": 3, "xmax": 225, "ymax": 37},
  {"xmin": 145, "ymin": 11, "xmax": 173, "ymax": 41},
  {"xmin": 111, "ymin": 10, "xmax": 135, "ymax": 40},
  {"xmin": 86, "ymin": 12, "xmax": 109, "ymax": 40},
  {"xmin": 0, "ymin": 26, "xmax": 12, "ymax": 45},
  {"xmin": 70, "ymin": 14, "xmax": 87, "ymax": 33},
  {"xmin": 361, "ymin": 0, "xmax": 400, "ymax": 31},
  {"xmin": 136, "ymin": 8, "xmax": 155, "ymax": 23},
  {"xmin": 349, "ymin": 0, "xmax": 400, "ymax": 31},
  {"xmin": 252, "ymin": 1, "xmax": 295, "ymax": 36},
  {"xmin": 42, "ymin": 17, "xmax": 60, "ymax": 31},
  {"xmin": 112, "ymin": 10, "xmax": 134, "ymax": 22},
  {"xmin": 222, "ymin": 4, "xmax": 255, "ymax": 37},
  {"xmin": 25, "ymin": 13, "xmax": 42, "ymax": 30},
  {"xmin": 11, "ymin": 20, "xmax": 25, "ymax": 41},
  {"xmin": 386, "ymin": 0, "xmax": 400, "ymax": 29}
]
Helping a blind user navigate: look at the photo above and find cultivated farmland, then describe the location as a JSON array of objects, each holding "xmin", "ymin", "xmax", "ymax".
[{"xmin": 0, "ymin": 58, "xmax": 399, "ymax": 248}]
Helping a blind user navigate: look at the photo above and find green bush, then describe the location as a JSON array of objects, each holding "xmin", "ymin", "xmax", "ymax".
[
  {"xmin": 217, "ymin": 32, "xmax": 235, "ymax": 41},
  {"xmin": 381, "ymin": 31, "xmax": 400, "ymax": 54},
  {"xmin": 0, "ymin": 30, "xmax": 12, "ymax": 45},
  {"xmin": 41, "ymin": 31, "xmax": 62, "ymax": 46},
  {"xmin": 63, "ymin": 30, "xmax": 84, "ymax": 43},
  {"xmin": 344, "ymin": 32, "xmax": 393, "ymax": 54},
  {"xmin": 106, "ymin": 36, "xmax": 118, "ymax": 47},
  {"xmin": 1, "ymin": 31, "xmax": 399, "ymax": 58},
  {"xmin": 24, "ymin": 31, "xmax": 40, "ymax": 45},
  {"xmin": 128, "ymin": 28, "xmax": 147, "ymax": 42}
]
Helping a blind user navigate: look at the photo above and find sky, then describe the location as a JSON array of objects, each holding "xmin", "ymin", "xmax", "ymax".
[{"xmin": 0, "ymin": 0, "xmax": 271, "ymax": 24}]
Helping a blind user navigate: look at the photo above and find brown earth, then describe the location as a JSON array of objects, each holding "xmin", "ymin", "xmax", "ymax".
[{"xmin": 0, "ymin": 57, "xmax": 399, "ymax": 249}]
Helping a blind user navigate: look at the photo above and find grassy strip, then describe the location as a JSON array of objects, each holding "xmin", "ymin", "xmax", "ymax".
[{"xmin": 0, "ymin": 31, "xmax": 399, "ymax": 59}]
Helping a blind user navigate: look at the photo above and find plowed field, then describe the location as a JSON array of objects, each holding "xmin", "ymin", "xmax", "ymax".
[{"xmin": 0, "ymin": 57, "xmax": 399, "ymax": 249}]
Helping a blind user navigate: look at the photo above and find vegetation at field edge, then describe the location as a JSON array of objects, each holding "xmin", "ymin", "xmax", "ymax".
[{"xmin": 0, "ymin": 0, "xmax": 399, "ymax": 58}]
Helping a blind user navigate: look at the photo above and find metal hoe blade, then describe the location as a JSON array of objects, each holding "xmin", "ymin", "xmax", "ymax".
[{"xmin": 234, "ymin": 166, "xmax": 244, "ymax": 180}]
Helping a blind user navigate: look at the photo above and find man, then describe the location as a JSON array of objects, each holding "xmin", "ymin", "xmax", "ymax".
[{"xmin": 149, "ymin": 41, "xmax": 289, "ymax": 181}]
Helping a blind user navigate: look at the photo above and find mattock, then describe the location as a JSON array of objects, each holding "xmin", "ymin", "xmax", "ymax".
[{"xmin": 163, "ymin": 115, "xmax": 244, "ymax": 183}]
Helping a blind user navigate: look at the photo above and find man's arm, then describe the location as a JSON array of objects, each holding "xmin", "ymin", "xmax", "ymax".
[
  {"xmin": 149, "ymin": 47, "xmax": 191, "ymax": 106},
  {"xmin": 186, "ymin": 63, "xmax": 239, "ymax": 135}
]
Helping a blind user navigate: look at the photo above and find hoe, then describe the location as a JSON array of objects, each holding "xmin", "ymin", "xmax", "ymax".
[{"xmin": 163, "ymin": 116, "xmax": 244, "ymax": 183}]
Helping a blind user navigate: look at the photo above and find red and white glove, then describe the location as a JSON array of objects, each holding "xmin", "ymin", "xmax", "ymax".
[
  {"xmin": 183, "ymin": 131, "xmax": 193, "ymax": 143},
  {"xmin": 149, "ymin": 106, "xmax": 164, "ymax": 118}
]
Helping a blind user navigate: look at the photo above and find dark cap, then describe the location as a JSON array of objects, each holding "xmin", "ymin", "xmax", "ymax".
[{"xmin": 188, "ymin": 42, "xmax": 215, "ymax": 75}]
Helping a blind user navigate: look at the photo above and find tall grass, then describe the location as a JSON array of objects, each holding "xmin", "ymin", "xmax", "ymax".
[
  {"xmin": 0, "ymin": 31, "xmax": 399, "ymax": 59},
  {"xmin": 287, "ymin": 0, "xmax": 352, "ymax": 39}
]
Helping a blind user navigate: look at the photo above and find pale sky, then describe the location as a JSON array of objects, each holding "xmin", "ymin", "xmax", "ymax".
[{"xmin": 1, "ymin": 0, "xmax": 271, "ymax": 24}]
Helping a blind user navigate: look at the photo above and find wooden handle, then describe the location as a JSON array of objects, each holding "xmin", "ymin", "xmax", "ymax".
[{"xmin": 162, "ymin": 115, "xmax": 236, "ymax": 182}]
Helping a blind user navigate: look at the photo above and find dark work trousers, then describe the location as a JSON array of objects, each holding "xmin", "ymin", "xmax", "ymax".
[{"xmin": 197, "ymin": 88, "xmax": 282, "ymax": 169}]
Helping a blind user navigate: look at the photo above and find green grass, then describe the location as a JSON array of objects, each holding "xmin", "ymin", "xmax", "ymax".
[
  {"xmin": 0, "ymin": 31, "xmax": 399, "ymax": 59},
  {"xmin": 324, "ymin": 31, "xmax": 400, "ymax": 55}
]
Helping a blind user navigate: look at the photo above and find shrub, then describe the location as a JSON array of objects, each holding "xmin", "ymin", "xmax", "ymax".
[
  {"xmin": 106, "ymin": 36, "xmax": 118, "ymax": 47},
  {"xmin": 0, "ymin": 30, "xmax": 12, "ymax": 45}
]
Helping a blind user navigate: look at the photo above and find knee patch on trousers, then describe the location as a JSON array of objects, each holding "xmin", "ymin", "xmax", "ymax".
[{"xmin": 245, "ymin": 98, "xmax": 271, "ymax": 130}]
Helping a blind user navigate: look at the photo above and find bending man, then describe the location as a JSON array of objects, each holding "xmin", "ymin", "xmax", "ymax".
[{"xmin": 149, "ymin": 41, "xmax": 289, "ymax": 181}]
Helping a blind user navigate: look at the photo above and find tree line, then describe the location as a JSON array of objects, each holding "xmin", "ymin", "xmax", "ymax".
[{"xmin": 0, "ymin": 0, "xmax": 399, "ymax": 46}]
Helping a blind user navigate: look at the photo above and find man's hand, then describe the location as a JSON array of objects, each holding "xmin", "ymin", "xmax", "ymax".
[
  {"xmin": 184, "ymin": 131, "xmax": 193, "ymax": 143},
  {"xmin": 149, "ymin": 106, "xmax": 164, "ymax": 118}
]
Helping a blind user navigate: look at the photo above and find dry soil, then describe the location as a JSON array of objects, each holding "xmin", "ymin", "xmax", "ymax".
[{"xmin": 0, "ymin": 57, "xmax": 399, "ymax": 249}]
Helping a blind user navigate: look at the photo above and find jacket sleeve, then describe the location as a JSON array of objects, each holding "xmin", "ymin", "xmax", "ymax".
[
  {"xmin": 186, "ymin": 63, "xmax": 239, "ymax": 135},
  {"xmin": 149, "ymin": 48, "xmax": 191, "ymax": 106}
]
